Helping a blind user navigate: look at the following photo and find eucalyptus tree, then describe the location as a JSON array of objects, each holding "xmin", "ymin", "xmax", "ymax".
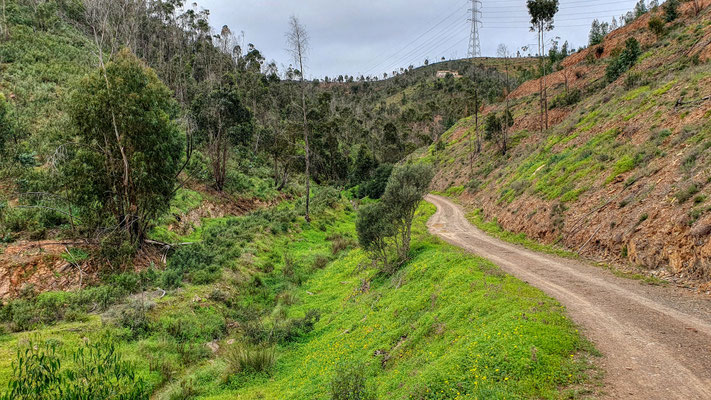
[
  {"xmin": 286, "ymin": 15, "xmax": 313, "ymax": 221},
  {"xmin": 65, "ymin": 49, "xmax": 184, "ymax": 244},
  {"xmin": 527, "ymin": 0, "xmax": 559, "ymax": 132},
  {"xmin": 497, "ymin": 43, "xmax": 512, "ymax": 155},
  {"xmin": 192, "ymin": 78, "xmax": 253, "ymax": 191}
]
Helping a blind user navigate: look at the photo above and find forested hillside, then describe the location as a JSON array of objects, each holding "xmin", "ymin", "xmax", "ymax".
[
  {"xmin": 0, "ymin": 1, "xmax": 602, "ymax": 399},
  {"xmin": 422, "ymin": 0, "xmax": 711, "ymax": 287},
  {"xmin": 0, "ymin": 0, "xmax": 529, "ymax": 292}
]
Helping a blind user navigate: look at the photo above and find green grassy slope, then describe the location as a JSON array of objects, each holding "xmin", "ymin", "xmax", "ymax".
[
  {"xmin": 155, "ymin": 202, "xmax": 596, "ymax": 399},
  {"xmin": 0, "ymin": 198, "xmax": 597, "ymax": 399}
]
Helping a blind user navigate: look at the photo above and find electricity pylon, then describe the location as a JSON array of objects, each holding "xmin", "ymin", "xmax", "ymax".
[{"xmin": 468, "ymin": 0, "xmax": 482, "ymax": 58}]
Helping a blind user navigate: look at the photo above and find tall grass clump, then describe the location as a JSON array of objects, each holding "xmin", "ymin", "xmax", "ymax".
[{"xmin": 225, "ymin": 343, "xmax": 276, "ymax": 375}]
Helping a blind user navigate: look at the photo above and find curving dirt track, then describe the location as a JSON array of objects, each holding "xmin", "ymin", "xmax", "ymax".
[{"xmin": 425, "ymin": 194, "xmax": 711, "ymax": 400}]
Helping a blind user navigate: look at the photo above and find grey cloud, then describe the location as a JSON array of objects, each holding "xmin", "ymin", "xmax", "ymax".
[{"xmin": 198, "ymin": 0, "xmax": 641, "ymax": 79}]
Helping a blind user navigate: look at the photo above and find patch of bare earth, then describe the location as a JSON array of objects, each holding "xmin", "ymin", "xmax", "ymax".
[{"xmin": 0, "ymin": 241, "xmax": 92, "ymax": 299}]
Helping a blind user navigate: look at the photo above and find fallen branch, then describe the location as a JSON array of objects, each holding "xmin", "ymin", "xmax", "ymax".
[
  {"xmin": 578, "ymin": 224, "xmax": 604, "ymax": 253},
  {"xmin": 143, "ymin": 239, "xmax": 199, "ymax": 248},
  {"xmin": 563, "ymin": 186, "xmax": 628, "ymax": 243},
  {"xmin": 675, "ymin": 95, "xmax": 711, "ymax": 110}
]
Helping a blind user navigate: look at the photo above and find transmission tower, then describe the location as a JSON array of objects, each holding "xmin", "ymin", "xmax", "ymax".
[{"xmin": 468, "ymin": 0, "xmax": 482, "ymax": 58}]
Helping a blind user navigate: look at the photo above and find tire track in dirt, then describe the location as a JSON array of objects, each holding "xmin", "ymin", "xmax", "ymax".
[{"xmin": 425, "ymin": 194, "xmax": 711, "ymax": 399}]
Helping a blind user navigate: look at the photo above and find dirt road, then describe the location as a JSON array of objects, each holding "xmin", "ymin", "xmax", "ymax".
[{"xmin": 425, "ymin": 194, "xmax": 711, "ymax": 399}]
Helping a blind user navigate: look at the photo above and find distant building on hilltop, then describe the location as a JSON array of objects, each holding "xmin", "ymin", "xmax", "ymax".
[{"xmin": 436, "ymin": 70, "xmax": 461, "ymax": 79}]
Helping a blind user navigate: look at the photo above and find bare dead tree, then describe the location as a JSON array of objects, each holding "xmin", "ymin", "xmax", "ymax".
[
  {"xmin": 286, "ymin": 15, "xmax": 312, "ymax": 222},
  {"xmin": 498, "ymin": 44, "xmax": 511, "ymax": 155}
]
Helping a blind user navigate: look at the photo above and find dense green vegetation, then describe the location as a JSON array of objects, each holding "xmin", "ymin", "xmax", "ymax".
[
  {"xmin": 0, "ymin": 196, "xmax": 596, "ymax": 399},
  {"xmin": 1, "ymin": 339, "xmax": 149, "ymax": 400},
  {"xmin": 0, "ymin": 0, "xmax": 524, "ymax": 250}
]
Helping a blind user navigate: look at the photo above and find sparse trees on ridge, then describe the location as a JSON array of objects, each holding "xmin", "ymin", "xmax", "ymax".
[{"xmin": 589, "ymin": 19, "xmax": 610, "ymax": 46}]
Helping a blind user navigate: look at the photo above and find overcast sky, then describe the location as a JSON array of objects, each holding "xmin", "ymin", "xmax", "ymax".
[{"xmin": 196, "ymin": 0, "xmax": 642, "ymax": 79}]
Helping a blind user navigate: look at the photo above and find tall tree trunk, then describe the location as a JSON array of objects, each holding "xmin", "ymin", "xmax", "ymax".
[
  {"xmin": 467, "ymin": 101, "xmax": 473, "ymax": 175},
  {"xmin": 542, "ymin": 28, "xmax": 549, "ymax": 130},
  {"xmin": 94, "ymin": 28, "xmax": 133, "ymax": 240},
  {"xmin": 538, "ymin": 27, "xmax": 544, "ymax": 133},
  {"xmin": 1, "ymin": 0, "xmax": 7, "ymax": 39},
  {"xmin": 299, "ymin": 56, "xmax": 310, "ymax": 222},
  {"xmin": 475, "ymin": 87, "xmax": 480, "ymax": 153},
  {"xmin": 503, "ymin": 56, "xmax": 510, "ymax": 155}
]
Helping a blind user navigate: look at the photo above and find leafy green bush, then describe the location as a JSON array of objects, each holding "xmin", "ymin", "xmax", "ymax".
[
  {"xmin": 245, "ymin": 309, "xmax": 320, "ymax": 345},
  {"xmin": 98, "ymin": 231, "xmax": 137, "ymax": 267},
  {"xmin": 648, "ymin": 16, "xmax": 666, "ymax": 37},
  {"xmin": 664, "ymin": 0, "xmax": 679, "ymax": 22},
  {"xmin": 549, "ymin": 89, "xmax": 581, "ymax": 109},
  {"xmin": 356, "ymin": 202, "xmax": 397, "ymax": 270},
  {"xmin": 675, "ymin": 184, "xmax": 700, "ymax": 204},
  {"xmin": 64, "ymin": 48, "xmax": 185, "ymax": 245},
  {"xmin": 606, "ymin": 38, "xmax": 641, "ymax": 83},
  {"xmin": 1, "ymin": 339, "xmax": 148, "ymax": 400},
  {"xmin": 358, "ymin": 163, "xmax": 434, "ymax": 270},
  {"xmin": 159, "ymin": 306, "xmax": 225, "ymax": 343},
  {"xmin": 166, "ymin": 243, "xmax": 218, "ymax": 285},
  {"xmin": 312, "ymin": 186, "xmax": 341, "ymax": 214},
  {"xmin": 111, "ymin": 299, "xmax": 154, "ymax": 339},
  {"xmin": 330, "ymin": 363, "xmax": 376, "ymax": 400},
  {"xmin": 357, "ymin": 164, "xmax": 393, "ymax": 200},
  {"xmin": 161, "ymin": 269, "xmax": 183, "ymax": 289}
]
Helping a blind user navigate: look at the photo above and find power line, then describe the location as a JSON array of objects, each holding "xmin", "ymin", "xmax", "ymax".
[
  {"xmin": 378, "ymin": 20, "xmax": 469, "ymax": 75},
  {"xmin": 360, "ymin": 1, "xmax": 468, "ymax": 75},
  {"xmin": 362, "ymin": 0, "xmax": 641, "ymax": 77}
]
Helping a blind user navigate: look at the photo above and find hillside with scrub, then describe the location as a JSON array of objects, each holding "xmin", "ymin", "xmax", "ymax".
[
  {"xmin": 422, "ymin": 0, "xmax": 711, "ymax": 288},
  {"xmin": 0, "ymin": 0, "xmax": 602, "ymax": 399}
]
